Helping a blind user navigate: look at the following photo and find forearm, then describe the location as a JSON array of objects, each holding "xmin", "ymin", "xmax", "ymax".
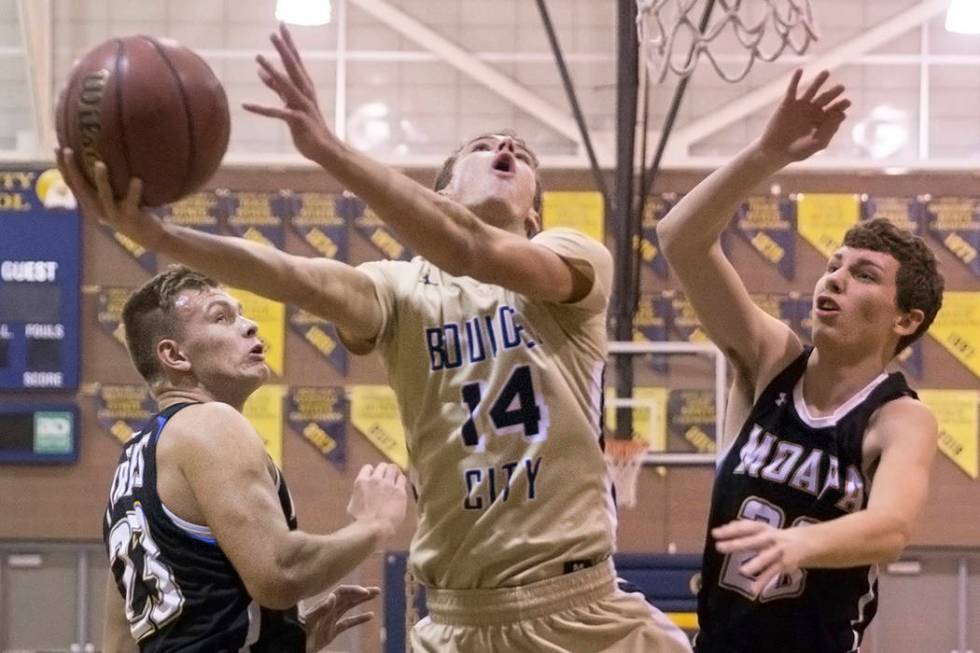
[
  {"xmin": 658, "ymin": 142, "xmax": 788, "ymax": 255},
  {"xmin": 798, "ymin": 509, "xmax": 910, "ymax": 569},
  {"xmin": 312, "ymin": 138, "xmax": 482, "ymax": 275},
  {"xmin": 275, "ymin": 520, "xmax": 386, "ymax": 605}
]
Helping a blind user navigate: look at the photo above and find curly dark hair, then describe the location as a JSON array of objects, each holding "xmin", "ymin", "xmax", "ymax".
[
  {"xmin": 842, "ymin": 218, "xmax": 944, "ymax": 356},
  {"xmin": 433, "ymin": 129, "xmax": 543, "ymax": 217},
  {"xmin": 122, "ymin": 265, "xmax": 219, "ymax": 383}
]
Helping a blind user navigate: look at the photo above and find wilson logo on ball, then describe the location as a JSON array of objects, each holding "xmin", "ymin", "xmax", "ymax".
[{"xmin": 77, "ymin": 69, "xmax": 110, "ymax": 179}]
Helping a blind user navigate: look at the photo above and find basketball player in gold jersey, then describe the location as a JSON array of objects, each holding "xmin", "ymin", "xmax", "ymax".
[{"xmin": 59, "ymin": 23, "xmax": 692, "ymax": 653}]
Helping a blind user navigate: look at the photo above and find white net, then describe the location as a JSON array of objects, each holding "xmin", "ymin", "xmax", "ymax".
[
  {"xmin": 637, "ymin": 0, "xmax": 819, "ymax": 83},
  {"xmin": 604, "ymin": 438, "xmax": 650, "ymax": 509}
]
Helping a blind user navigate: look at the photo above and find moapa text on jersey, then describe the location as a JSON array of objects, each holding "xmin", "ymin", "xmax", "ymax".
[
  {"xmin": 426, "ymin": 305, "xmax": 536, "ymax": 371},
  {"xmin": 109, "ymin": 430, "xmax": 151, "ymax": 506},
  {"xmin": 734, "ymin": 424, "xmax": 865, "ymax": 513}
]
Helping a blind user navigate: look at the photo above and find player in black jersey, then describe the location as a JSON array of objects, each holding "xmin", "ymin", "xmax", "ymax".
[
  {"xmin": 98, "ymin": 266, "xmax": 408, "ymax": 652},
  {"xmin": 658, "ymin": 70, "xmax": 944, "ymax": 653}
]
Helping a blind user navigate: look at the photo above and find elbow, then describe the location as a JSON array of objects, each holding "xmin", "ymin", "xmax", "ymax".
[
  {"xmin": 247, "ymin": 572, "xmax": 302, "ymax": 611},
  {"xmin": 877, "ymin": 518, "xmax": 913, "ymax": 564},
  {"xmin": 655, "ymin": 221, "xmax": 677, "ymax": 257}
]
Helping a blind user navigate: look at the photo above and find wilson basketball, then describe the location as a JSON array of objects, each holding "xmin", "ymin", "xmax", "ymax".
[{"xmin": 56, "ymin": 36, "xmax": 230, "ymax": 207}]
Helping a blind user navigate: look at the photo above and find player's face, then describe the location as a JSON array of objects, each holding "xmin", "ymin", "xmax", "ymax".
[
  {"xmin": 811, "ymin": 247, "xmax": 906, "ymax": 352},
  {"xmin": 174, "ymin": 289, "xmax": 269, "ymax": 393},
  {"xmin": 446, "ymin": 134, "xmax": 538, "ymax": 230}
]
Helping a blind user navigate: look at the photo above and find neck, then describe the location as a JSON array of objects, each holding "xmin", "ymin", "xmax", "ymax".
[
  {"xmin": 802, "ymin": 345, "xmax": 889, "ymax": 416},
  {"xmin": 152, "ymin": 380, "xmax": 250, "ymax": 412}
]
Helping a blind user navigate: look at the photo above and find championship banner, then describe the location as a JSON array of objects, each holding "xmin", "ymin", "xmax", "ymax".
[
  {"xmin": 155, "ymin": 191, "xmax": 222, "ymax": 235},
  {"xmin": 541, "ymin": 191, "xmax": 605, "ymax": 242},
  {"xmin": 751, "ymin": 293, "xmax": 798, "ymax": 330},
  {"xmin": 795, "ymin": 293, "xmax": 813, "ymax": 342},
  {"xmin": 732, "ymin": 197, "xmax": 796, "ymax": 279},
  {"xmin": 287, "ymin": 306, "xmax": 348, "ymax": 374},
  {"xmin": 639, "ymin": 195, "xmax": 674, "ymax": 279},
  {"xmin": 349, "ymin": 384, "xmax": 409, "ymax": 469},
  {"xmin": 633, "ymin": 294, "xmax": 671, "ymax": 373},
  {"xmin": 665, "ymin": 293, "xmax": 709, "ymax": 343},
  {"xmin": 95, "ymin": 384, "xmax": 155, "ymax": 444},
  {"xmin": 288, "ymin": 192, "xmax": 349, "ymax": 262},
  {"xmin": 796, "ymin": 193, "xmax": 860, "ymax": 259},
  {"xmin": 861, "ymin": 196, "xmax": 922, "ymax": 234},
  {"xmin": 227, "ymin": 288, "xmax": 285, "ymax": 376},
  {"xmin": 100, "ymin": 226, "xmax": 157, "ymax": 272},
  {"xmin": 243, "ymin": 384, "xmax": 285, "ymax": 466},
  {"xmin": 667, "ymin": 389, "xmax": 716, "ymax": 454},
  {"xmin": 96, "ymin": 286, "xmax": 134, "ymax": 348},
  {"xmin": 917, "ymin": 389, "xmax": 978, "ymax": 479},
  {"xmin": 220, "ymin": 191, "xmax": 288, "ymax": 250},
  {"xmin": 928, "ymin": 292, "xmax": 980, "ymax": 378},
  {"xmin": 347, "ymin": 197, "xmax": 413, "ymax": 261},
  {"xmin": 922, "ymin": 197, "xmax": 980, "ymax": 277},
  {"xmin": 605, "ymin": 387, "xmax": 667, "ymax": 451},
  {"xmin": 286, "ymin": 386, "xmax": 348, "ymax": 469}
]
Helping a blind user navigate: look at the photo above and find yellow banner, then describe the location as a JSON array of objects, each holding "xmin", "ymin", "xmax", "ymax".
[
  {"xmin": 796, "ymin": 193, "xmax": 860, "ymax": 259},
  {"xmin": 929, "ymin": 292, "xmax": 980, "ymax": 378},
  {"xmin": 349, "ymin": 385, "xmax": 409, "ymax": 469},
  {"xmin": 918, "ymin": 389, "xmax": 979, "ymax": 479},
  {"xmin": 604, "ymin": 387, "xmax": 668, "ymax": 451},
  {"xmin": 542, "ymin": 191, "xmax": 605, "ymax": 242},
  {"xmin": 228, "ymin": 288, "xmax": 285, "ymax": 376},
  {"xmin": 243, "ymin": 384, "xmax": 285, "ymax": 466}
]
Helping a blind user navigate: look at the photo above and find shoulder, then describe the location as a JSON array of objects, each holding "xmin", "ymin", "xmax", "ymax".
[
  {"xmin": 867, "ymin": 396, "xmax": 938, "ymax": 453},
  {"xmin": 532, "ymin": 228, "xmax": 612, "ymax": 262},
  {"xmin": 164, "ymin": 402, "xmax": 264, "ymax": 457}
]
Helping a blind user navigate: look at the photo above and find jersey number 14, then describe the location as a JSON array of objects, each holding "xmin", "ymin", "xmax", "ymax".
[{"xmin": 459, "ymin": 365, "xmax": 548, "ymax": 448}]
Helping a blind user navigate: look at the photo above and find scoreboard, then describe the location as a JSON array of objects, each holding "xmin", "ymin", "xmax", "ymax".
[{"xmin": 0, "ymin": 168, "xmax": 80, "ymax": 391}]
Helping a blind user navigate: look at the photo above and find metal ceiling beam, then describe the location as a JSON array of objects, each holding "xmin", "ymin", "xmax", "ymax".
[
  {"xmin": 347, "ymin": 0, "xmax": 587, "ymax": 148},
  {"xmin": 16, "ymin": 0, "xmax": 54, "ymax": 155},
  {"xmin": 666, "ymin": 0, "xmax": 950, "ymax": 157}
]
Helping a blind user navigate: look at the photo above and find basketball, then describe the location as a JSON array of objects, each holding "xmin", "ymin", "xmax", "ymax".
[{"xmin": 55, "ymin": 36, "xmax": 230, "ymax": 207}]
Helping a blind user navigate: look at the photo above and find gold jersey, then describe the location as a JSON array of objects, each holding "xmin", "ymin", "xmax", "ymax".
[{"xmin": 350, "ymin": 228, "xmax": 616, "ymax": 589}]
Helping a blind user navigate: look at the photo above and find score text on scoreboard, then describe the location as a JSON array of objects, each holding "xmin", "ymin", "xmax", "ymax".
[{"xmin": 0, "ymin": 169, "xmax": 80, "ymax": 390}]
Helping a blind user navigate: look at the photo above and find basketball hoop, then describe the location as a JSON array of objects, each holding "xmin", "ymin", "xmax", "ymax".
[
  {"xmin": 604, "ymin": 437, "xmax": 650, "ymax": 509},
  {"xmin": 637, "ymin": 0, "xmax": 819, "ymax": 83}
]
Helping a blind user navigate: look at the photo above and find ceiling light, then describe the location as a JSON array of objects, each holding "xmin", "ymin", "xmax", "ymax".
[
  {"xmin": 275, "ymin": 0, "xmax": 332, "ymax": 26},
  {"xmin": 946, "ymin": 0, "xmax": 980, "ymax": 35}
]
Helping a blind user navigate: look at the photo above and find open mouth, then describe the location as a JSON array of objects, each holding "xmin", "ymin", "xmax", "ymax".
[
  {"xmin": 249, "ymin": 343, "xmax": 266, "ymax": 359},
  {"xmin": 815, "ymin": 295, "xmax": 841, "ymax": 314},
  {"xmin": 491, "ymin": 151, "xmax": 515, "ymax": 175}
]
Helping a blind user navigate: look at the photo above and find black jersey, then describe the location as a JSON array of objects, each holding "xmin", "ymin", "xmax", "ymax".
[
  {"xmin": 103, "ymin": 402, "xmax": 305, "ymax": 652},
  {"xmin": 696, "ymin": 348, "xmax": 916, "ymax": 653}
]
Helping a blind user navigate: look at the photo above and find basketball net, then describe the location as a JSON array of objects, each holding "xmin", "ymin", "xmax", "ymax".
[
  {"xmin": 604, "ymin": 437, "xmax": 650, "ymax": 509},
  {"xmin": 637, "ymin": 0, "xmax": 819, "ymax": 83}
]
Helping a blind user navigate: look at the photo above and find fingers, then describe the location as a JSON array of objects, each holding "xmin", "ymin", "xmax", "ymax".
[
  {"xmin": 825, "ymin": 98, "xmax": 852, "ymax": 115},
  {"xmin": 355, "ymin": 464, "xmax": 373, "ymax": 484},
  {"xmin": 335, "ymin": 612, "xmax": 374, "ymax": 634},
  {"xmin": 242, "ymin": 102, "xmax": 304, "ymax": 123},
  {"xmin": 254, "ymin": 54, "xmax": 307, "ymax": 108},
  {"xmin": 93, "ymin": 161, "xmax": 117, "ymax": 212},
  {"xmin": 279, "ymin": 23, "xmax": 317, "ymax": 93},
  {"xmin": 123, "ymin": 177, "xmax": 144, "ymax": 212},
  {"xmin": 751, "ymin": 565, "xmax": 784, "ymax": 597},
  {"xmin": 712, "ymin": 519, "xmax": 767, "ymax": 541},
  {"xmin": 739, "ymin": 545, "xmax": 783, "ymax": 578},
  {"xmin": 799, "ymin": 70, "xmax": 830, "ymax": 103},
  {"xmin": 270, "ymin": 29, "xmax": 314, "ymax": 100},
  {"xmin": 813, "ymin": 84, "xmax": 845, "ymax": 109},
  {"xmin": 785, "ymin": 68, "xmax": 803, "ymax": 101}
]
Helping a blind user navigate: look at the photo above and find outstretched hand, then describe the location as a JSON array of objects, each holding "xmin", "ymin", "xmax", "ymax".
[
  {"xmin": 303, "ymin": 585, "xmax": 380, "ymax": 652},
  {"xmin": 757, "ymin": 69, "xmax": 851, "ymax": 165},
  {"xmin": 244, "ymin": 24, "xmax": 334, "ymax": 163},
  {"xmin": 55, "ymin": 148, "xmax": 165, "ymax": 247}
]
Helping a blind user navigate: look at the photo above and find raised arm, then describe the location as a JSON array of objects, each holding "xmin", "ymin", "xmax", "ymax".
[
  {"xmin": 657, "ymin": 70, "xmax": 850, "ymax": 386},
  {"xmin": 57, "ymin": 150, "xmax": 382, "ymax": 343},
  {"xmin": 244, "ymin": 24, "xmax": 598, "ymax": 305},
  {"xmin": 171, "ymin": 403, "xmax": 406, "ymax": 609}
]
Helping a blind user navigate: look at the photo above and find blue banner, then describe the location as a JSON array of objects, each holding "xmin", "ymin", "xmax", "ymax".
[
  {"xmin": 220, "ymin": 191, "xmax": 289, "ymax": 250},
  {"xmin": 667, "ymin": 389, "xmax": 716, "ymax": 454},
  {"xmin": 287, "ymin": 386, "xmax": 348, "ymax": 469},
  {"xmin": 922, "ymin": 197, "xmax": 980, "ymax": 277},
  {"xmin": 287, "ymin": 306, "xmax": 349, "ymax": 375},
  {"xmin": 634, "ymin": 294, "xmax": 671, "ymax": 373},
  {"xmin": 288, "ymin": 192, "xmax": 349, "ymax": 262},
  {"xmin": 346, "ymin": 196, "xmax": 413, "ymax": 261},
  {"xmin": 732, "ymin": 197, "xmax": 796, "ymax": 280},
  {"xmin": 96, "ymin": 286, "xmax": 135, "ymax": 349},
  {"xmin": 861, "ymin": 196, "xmax": 922, "ymax": 235},
  {"xmin": 155, "ymin": 191, "xmax": 223, "ymax": 235}
]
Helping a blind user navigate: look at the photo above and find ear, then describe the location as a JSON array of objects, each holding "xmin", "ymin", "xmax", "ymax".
[
  {"xmin": 157, "ymin": 338, "xmax": 192, "ymax": 375},
  {"xmin": 524, "ymin": 209, "xmax": 541, "ymax": 239},
  {"xmin": 894, "ymin": 308, "xmax": 924, "ymax": 337}
]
